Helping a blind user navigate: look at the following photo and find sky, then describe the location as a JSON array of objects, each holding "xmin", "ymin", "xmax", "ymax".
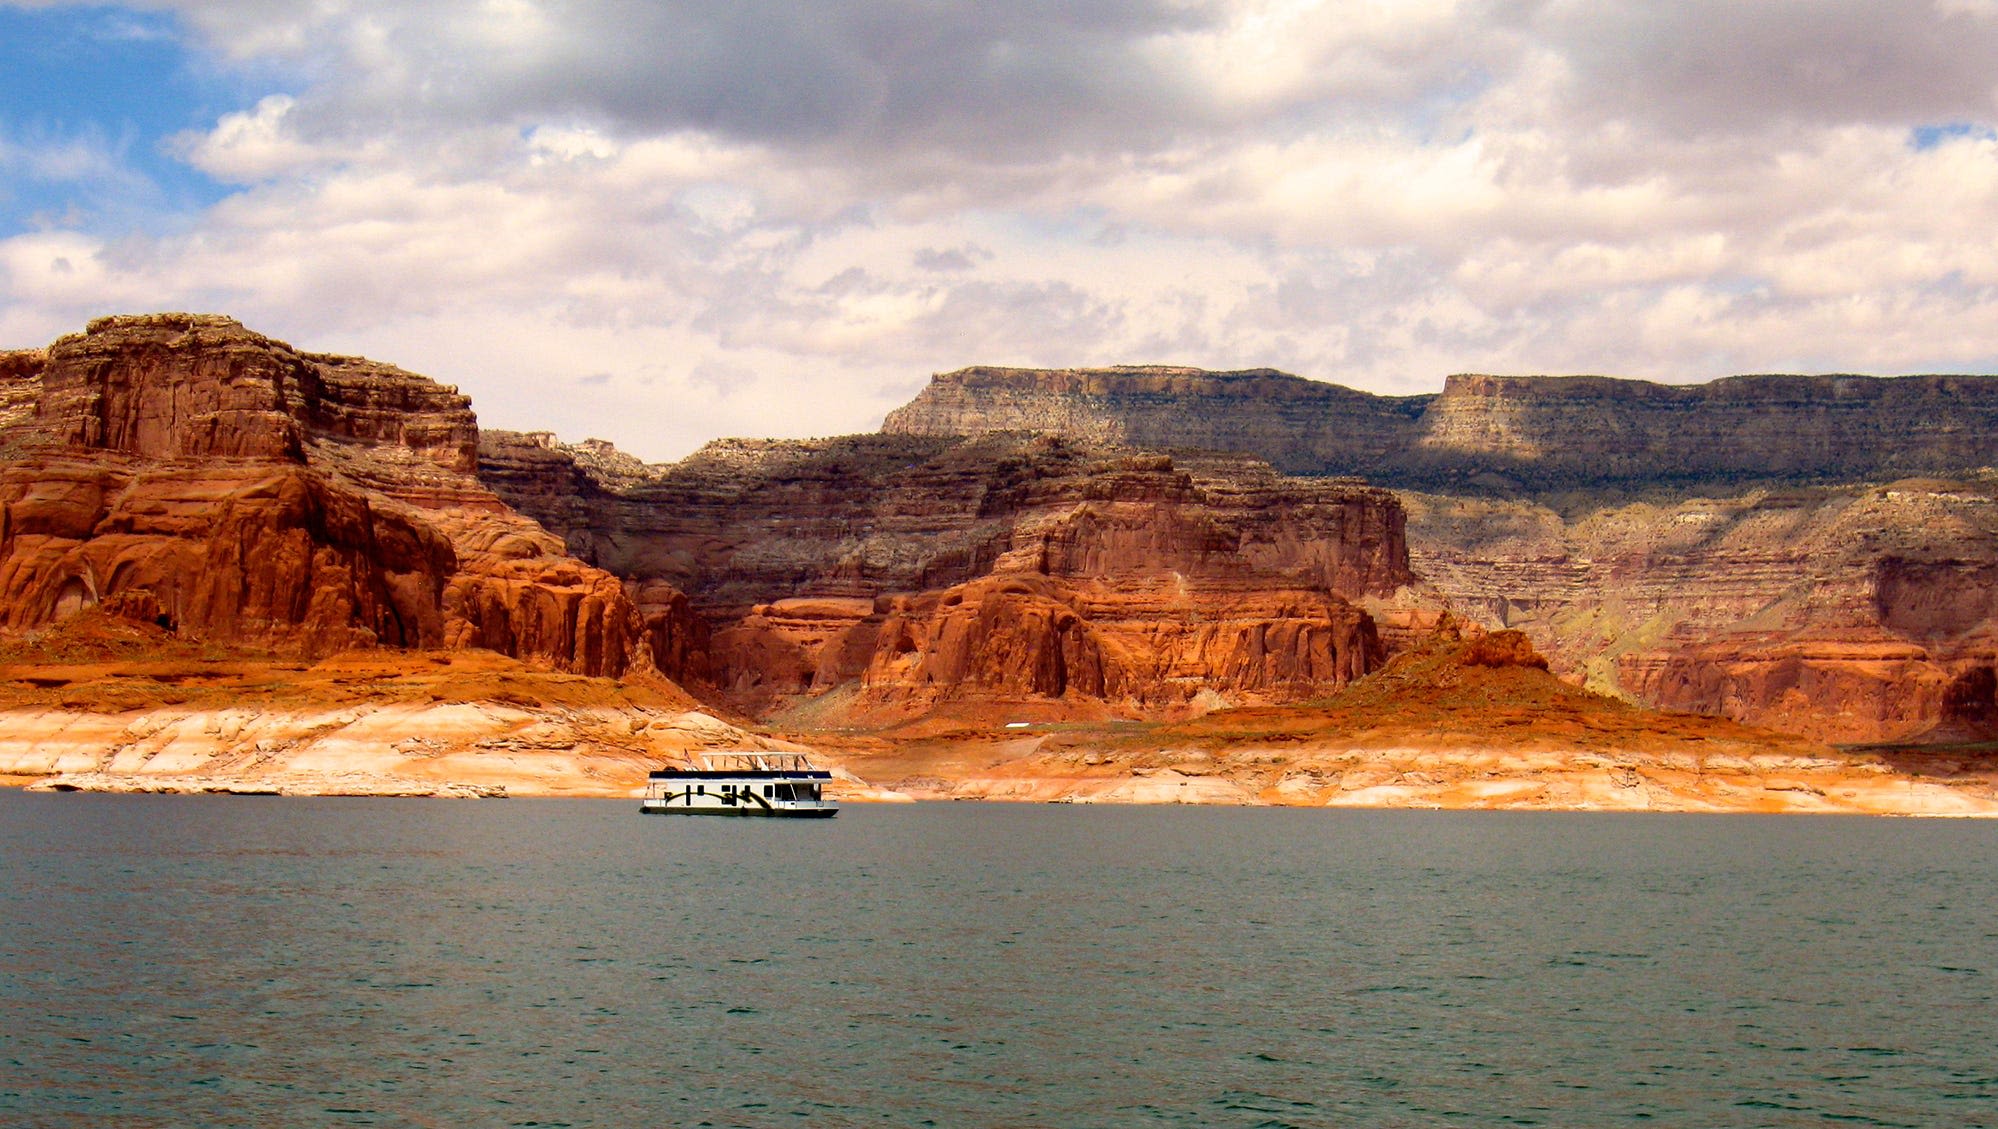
[{"xmin": 4, "ymin": 1, "xmax": 1998, "ymax": 461}]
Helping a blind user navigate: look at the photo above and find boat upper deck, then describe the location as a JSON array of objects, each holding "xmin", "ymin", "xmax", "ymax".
[{"xmin": 648, "ymin": 751, "xmax": 830, "ymax": 779}]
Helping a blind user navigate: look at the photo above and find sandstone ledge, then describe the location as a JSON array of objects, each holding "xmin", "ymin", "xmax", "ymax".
[
  {"xmin": 835, "ymin": 742, "xmax": 1998, "ymax": 815},
  {"xmin": 11, "ymin": 757, "xmax": 1989, "ymax": 814},
  {"xmin": 0, "ymin": 701, "xmax": 805, "ymax": 799},
  {"xmin": 3, "ymin": 692, "xmax": 1987, "ymax": 812}
]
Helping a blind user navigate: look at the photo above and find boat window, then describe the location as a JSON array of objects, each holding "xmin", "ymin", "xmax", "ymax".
[
  {"xmin": 696, "ymin": 784, "xmax": 705, "ymax": 795},
  {"xmin": 764, "ymin": 785, "xmax": 774, "ymax": 797}
]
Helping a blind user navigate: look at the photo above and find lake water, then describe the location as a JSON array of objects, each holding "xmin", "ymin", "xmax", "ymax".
[{"xmin": 2, "ymin": 793, "xmax": 1994, "ymax": 1128}]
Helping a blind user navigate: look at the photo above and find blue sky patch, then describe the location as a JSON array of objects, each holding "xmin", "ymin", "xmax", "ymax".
[
  {"xmin": 1909, "ymin": 121, "xmax": 1997, "ymax": 150},
  {"xmin": 0, "ymin": 5, "xmax": 276, "ymax": 236}
]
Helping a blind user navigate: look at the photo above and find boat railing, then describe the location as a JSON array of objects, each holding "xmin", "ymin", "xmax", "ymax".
[{"xmin": 689, "ymin": 751, "xmax": 820, "ymax": 774}]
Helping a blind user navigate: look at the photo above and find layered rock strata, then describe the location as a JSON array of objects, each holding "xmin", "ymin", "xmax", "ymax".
[
  {"xmin": 1399, "ymin": 479, "xmax": 1998, "ymax": 743},
  {"xmin": 480, "ymin": 431, "xmax": 1408, "ymax": 716},
  {"xmin": 0, "ymin": 634, "xmax": 842, "ymax": 798},
  {"xmin": 883, "ymin": 363, "xmax": 1998, "ymax": 743},
  {"xmin": 825, "ymin": 633, "xmax": 1998, "ymax": 813},
  {"xmin": 886, "ymin": 365, "xmax": 1998, "ymax": 489},
  {"xmin": 883, "ymin": 366, "xmax": 1431, "ymax": 481},
  {"xmin": 0, "ymin": 314, "xmax": 670, "ymax": 677},
  {"xmin": 3, "ymin": 702, "xmax": 747, "ymax": 798},
  {"xmin": 18, "ymin": 315, "xmax": 1994, "ymax": 755}
]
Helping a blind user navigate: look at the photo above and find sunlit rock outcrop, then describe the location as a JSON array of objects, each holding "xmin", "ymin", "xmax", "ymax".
[
  {"xmin": 0, "ymin": 314, "xmax": 669, "ymax": 676},
  {"xmin": 480, "ymin": 431, "xmax": 1408, "ymax": 718}
]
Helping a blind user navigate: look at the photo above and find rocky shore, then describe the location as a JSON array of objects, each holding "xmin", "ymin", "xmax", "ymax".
[
  {"xmin": 11, "ymin": 700, "xmax": 1991, "ymax": 814},
  {"xmin": 0, "ymin": 626, "xmax": 1987, "ymax": 812}
]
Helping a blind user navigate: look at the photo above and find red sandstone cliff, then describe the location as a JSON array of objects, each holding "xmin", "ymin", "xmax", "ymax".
[
  {"xmin": 0, "ymin": 316, "xmax": 1412, "ymax": 721},
  {"xmin": 479, "ymin": 431, "xmax": 1407, "ymax": 718},
  {"xmin": 0, "ymin": 314, "xmax": 671, "ymax": 678}
]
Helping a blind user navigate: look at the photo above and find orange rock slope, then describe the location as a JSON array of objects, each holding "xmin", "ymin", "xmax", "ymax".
[
  {"xmin": 0, "ymin": 610, "xmax": 828, "ymax": 798},
  {"xmin": 825, "ymin": 632, "xmax": 1998, "ymax": 813}
]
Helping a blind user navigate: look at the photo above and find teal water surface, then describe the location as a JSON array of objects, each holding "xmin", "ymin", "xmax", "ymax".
[{"xmin": 2, "ymin": 793, "xmax": 1995, "ymax": 1127}]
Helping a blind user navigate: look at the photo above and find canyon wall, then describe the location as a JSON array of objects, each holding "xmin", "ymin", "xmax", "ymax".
[
  {"xmin": 886, "ymin": 365, "xmax": 1998, "ymax": 488},
  {"xmin": 1403, "ymin": 481, "xmax": 1998, "ymax": 743},
  {"xmin": 14, "ymin": 316, "xmax": 1991, "ymax": 745},
  {"xmin": 0, "ymin": 316, "xmax": 1412, "ymax": 723},
  {"xmin": 883, "ymin": 364, "xmax": 1998, "ymax": 742},
  {"xmin": 480, "ymin": 431, "xmax": 1409, "ymax": 717},
  {"xmin": 882, "ymin": 366, "xmax": 1432, "ymax": 479},
  {"xmin": 0, "ymin": 314, "xmax": 660, "ymax": 677}
]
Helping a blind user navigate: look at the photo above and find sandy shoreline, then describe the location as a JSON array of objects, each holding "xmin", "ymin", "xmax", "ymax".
[{"xmin": 4, "ymin": 701, "xmax": 1993, "ymax": 814}]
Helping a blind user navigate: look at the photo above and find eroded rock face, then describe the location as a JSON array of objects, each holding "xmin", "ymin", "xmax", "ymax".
[
  {"xmin": 886, "ymin": 364, "xmax": 1998, "ymax": 488},
  {"xmin": 709, "ymin": 576, "xmax": 1383, "ymax": 716},
  {"xmin": 1402, "ymin": 480, "xmax": 1998, "ymax": 743},
  {"xmin": 481, "ymin": 430, "xmax": 1406, "ymax": 715},
  {"xmin": 0, "ymin": 456, "xmax": 453, "ymax": 653},
  {"xmin": 880, "ymin": 362, "xmax": 1998, "ymax": 742},
  {"xmin": 1617, "ymin": 640, "xmax": 1969, "ymax": 744},
  {"xmin": 0, "ymin": 314, "xmax": 665, "ymax": 678},
  {"xmin": 883, "ymin": 366, "xmax": 1431, "ymax": 479},
  {"xmin": 26, "ymin": 314, "xmax": 1995, "ymax": 745},
  {"xmin": 11, "ymin": 313, "xmax": 478, "ymax": 468}
]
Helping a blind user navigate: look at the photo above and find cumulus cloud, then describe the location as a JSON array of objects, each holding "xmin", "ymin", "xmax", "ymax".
[
  {"xmin": 174, "ymin": 95, "xmax": 327, "ymax": 182},
  {"xmin": 141, "ymin": 1, "xmax": 1219, "ymax": 157},
  {"xmin": 5, "ymin": 0, "xmax": 1998, "ymax": 460},
  {"xmin": 1532, "ymin": 0, "xmax": 1998, "ymax": 138}
]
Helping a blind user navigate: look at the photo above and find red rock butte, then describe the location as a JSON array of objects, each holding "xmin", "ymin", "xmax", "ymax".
[{"xmin": 0, "ymin": 314, "xmax": 653, "ymax": 676}]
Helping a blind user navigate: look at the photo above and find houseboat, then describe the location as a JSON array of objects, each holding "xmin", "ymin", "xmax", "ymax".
[{"xmin": 640, "ymin": 751, "xmax": 839, "ymax": 817}]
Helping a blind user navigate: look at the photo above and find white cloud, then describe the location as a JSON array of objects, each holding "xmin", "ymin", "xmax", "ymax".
[
  {"xmin": 174, "ymin": 95, "xmax": 327, "ymax": 182},
  {"xmin": 8, "ymin": 0, "xmax": 1998, "ymax": 460}
]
